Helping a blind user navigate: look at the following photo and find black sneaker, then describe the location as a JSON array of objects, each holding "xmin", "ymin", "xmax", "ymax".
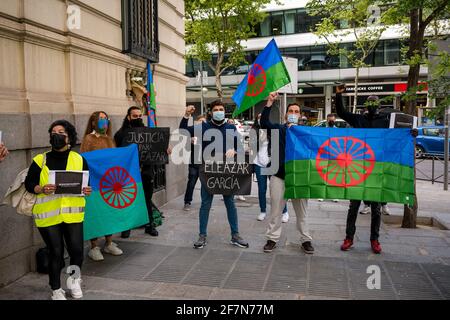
[
  {"xmin": 121, "ymin": 230, "xmax": 131, "ymax": 238},
  {"xmin": 194, "ymin": 235, "xmax": 207, "ymax": 249},
  {"xmin": 230, "ymin": 234, "xmax": 249, "ymax": 248},
  {"xmin": 263, "ymin": 240, "xmax": 277, "ymax": 253},
  {"xmin": 145, "ymin": 225, "xmax": 158, "ymax": 237},
  {"xmin": 301, "ymin": 241, "xmax": 314, "ymax": 254}
]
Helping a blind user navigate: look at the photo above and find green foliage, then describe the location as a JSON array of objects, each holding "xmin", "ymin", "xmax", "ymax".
[{"xmin": 185, "ymin": 0, "xmax": 273, "ymax": 97}]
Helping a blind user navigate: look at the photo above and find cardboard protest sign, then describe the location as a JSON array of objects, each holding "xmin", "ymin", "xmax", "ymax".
[
  {"xmin": 199, "ymin": 155, "xmax": 253, "ymax": 195},
  {"xmin": 121, "ymin": 127, "xmax": 170, "ymax": 165}
]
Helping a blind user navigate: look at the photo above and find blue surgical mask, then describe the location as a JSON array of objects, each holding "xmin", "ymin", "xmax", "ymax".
[
  {"xmin": 287, "ymin": 114, "xmax": 299, "ymax": 124},
  {"xmin": 212, "ymin": 111, "xmax": 225, "ymax": 122},
  {"xmin": 98, "ymin": 118, "xmax": 108, "ymax": 134}
]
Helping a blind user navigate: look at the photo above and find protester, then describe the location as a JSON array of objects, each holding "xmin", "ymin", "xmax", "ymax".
[
  {"xmin": 114, "ymin": 106, "xmax": 158, "ymax": 238},
  {"xmin": 260, "ymin": 93, "xmax": 314, "ymax": 254},
  {"xmin": 180, "ymin": 101, "xmax": 249, "ymax": 249},
  {"xmin": 335, "ymin": 85, "xmax": 415, "ymax": 253},
  {"xmin": 0, "ymin": 142, "xmax": 8, "ymax": 162},
  {"xmin": 24, "ymin": 120, "xmax": 91, "ymax": 300},
  {"xmin": 251, "ymin": 113, "xmax": 289, "ymax": 221},
  {"xmin": 183, "ymin": 114, "xmax": 207, "ymax": 211},
  {"xmin": 80, "ymin": 111, "xmax": 123, "ymax": 261}
]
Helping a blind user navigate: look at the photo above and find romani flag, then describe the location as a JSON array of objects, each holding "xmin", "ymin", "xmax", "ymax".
[
  {"xmin": 284, "ymin": 127, "xmax": 415, "ymax": 206},
  {"xmin": 82, "ymin": 144, "xmax": 149, "ymax": 240},
  {"xmin": 232, "ymin": 39, "xmax": 290, "ymax": 117},
  {"xmin": 147, "ymin": 61, "xmax": 157, "ymax": 128}
]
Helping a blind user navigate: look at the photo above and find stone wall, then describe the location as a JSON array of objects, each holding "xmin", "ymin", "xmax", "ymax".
[{"xmin": 0, "ymin": 0, "xmax": 187, "ymax": 287}]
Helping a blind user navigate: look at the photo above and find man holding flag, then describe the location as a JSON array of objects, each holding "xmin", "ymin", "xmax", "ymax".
[
  {"xmin": 260, "ymin": 92, "xmax": 314, "ymax": 254},
  {"xmin": 335, "ymin": 85, "xmax": 417, "ymax": 254}
]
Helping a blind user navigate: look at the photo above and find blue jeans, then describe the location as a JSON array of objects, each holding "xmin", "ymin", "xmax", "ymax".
[
  {"xmin": 254, "ymin": 164, "xmax": 287, "ymax": 214},
  {"xmin": 184, "ymin": 164, "xmax": 199, "ymax": 204},
  {"xmin": 199, "ymin": 185, "xmax": 239, "ymax": 237}
]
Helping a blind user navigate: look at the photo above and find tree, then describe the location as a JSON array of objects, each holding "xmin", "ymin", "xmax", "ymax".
[
  {"xmin": 307, "ymin": 0, "xmax": 391, "ymax": 112},
  {"xmin": 185, "ymin": 0, "xmax": 272, "ymax": 99},
  {"xmin": 383, "ymin": 0, "xmax": 450, "ymax": 228}
]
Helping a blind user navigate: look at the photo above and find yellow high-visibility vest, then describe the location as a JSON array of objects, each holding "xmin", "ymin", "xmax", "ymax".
[{"xmin": 32, "ymin": 151, "xmax": 86, "ymax": 228}]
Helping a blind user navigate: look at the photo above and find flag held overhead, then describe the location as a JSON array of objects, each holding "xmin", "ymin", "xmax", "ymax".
[{"xmin": 232, "ymin": 39, "xmax": 291, "ymax": 117}]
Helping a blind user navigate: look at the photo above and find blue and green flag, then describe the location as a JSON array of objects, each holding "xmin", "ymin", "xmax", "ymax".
[
  {"xmin": 82, "ymin": 144, "xmax": 149, "ymax": 240},
  {"xmin": 232, "ymin": 39, "xmax": 290, "ymax": 117},
  {"xmin": 285, "ymin": 127, "xmax": 415, "ymax": 206}
]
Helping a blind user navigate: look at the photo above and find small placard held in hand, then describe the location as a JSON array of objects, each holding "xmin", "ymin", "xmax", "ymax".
[{"xmin": 48, "ymin": 170, "xmax": 89, "ymax": 195}]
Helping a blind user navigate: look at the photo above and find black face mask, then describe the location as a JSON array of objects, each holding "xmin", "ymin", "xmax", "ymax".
[
  {"xmin": 50, "ymin": 133, "xmax": 67, "ymax": 150},
  {"xmin": 367, "ymin": 105, "xmax": 378, "ymax": 115},
  {"xmin": 130, "ymin": 118, "xmax": 144, "ymax": 127},
  {"xmin": 328, "ymin": 120, "xmax": 335, "ymax": 127}
]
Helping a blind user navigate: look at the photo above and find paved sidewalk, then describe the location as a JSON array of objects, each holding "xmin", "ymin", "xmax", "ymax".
[{"xmin": 0, "ymin": 180, "xmax": 449, "ymax": 300}]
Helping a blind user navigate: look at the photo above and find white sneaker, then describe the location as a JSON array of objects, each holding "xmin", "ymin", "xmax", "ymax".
[
  {"xmin": 67, "ymin": 277, "xmax": 83, "ymax": 299},
  {"xmin": 103, "ymin": 242, "xmax": 123, "ymax": 256},
  {"xmin": 51, "ymin": 288, "xmax": 66, "ymax": 300},
  {"xmin": 360, "ymin": 205, "xmax": 371, "ymax": 215},
  {"xmin": 237, "ymin": 195, "xmax": 246, "ymax": 201},
  {"xmin": 318, "ymin": 199, "xmax": 324, "ymax": 202},
  {"xmin": 257, "ymin": 212, "xmax": 266, "ymax": 221},
  {"xmin": 333, "ymin": 199, "xmax": 339, "ymax": 202},
  {"xmin": 282, "ymin": 211, "xmax": 289, "ymax": 223},
  {"xmin": 88, "ymin": 246, "xmax": 104, "ymax": 261},
  {"xmin": 382, "ymin": 205, "xmax": 390, "ymax": 215}
]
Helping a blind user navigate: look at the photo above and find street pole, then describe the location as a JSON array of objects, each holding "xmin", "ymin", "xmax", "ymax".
[
  {"xmin": 444, "ymin": 105, "xmax": 449, "ymax": 191},
  {"xmin": 200, "ymin": 60, "xmax": 204, "ymax": 116},
  {"xmin": 281, "ymin": 92, "xmax": 287, "ymax": 123}
]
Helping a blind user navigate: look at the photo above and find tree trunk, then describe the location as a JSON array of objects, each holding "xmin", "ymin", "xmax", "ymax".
[
  {"xmin": 353, "ymin": 67, "xmax": 360, "ymax": 113},
  {"xmin": 215, "ymin": 73, "xmax": 223, "ymax": 100},
  {"xmin": 402, "ymin": 8, "xmax": 425, "ymax": 229}
]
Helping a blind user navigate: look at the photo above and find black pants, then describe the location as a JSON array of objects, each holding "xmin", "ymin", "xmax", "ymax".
[
  {"xmin": 346, "ymin": 200, "xmax": 381, "ymax": 241},
  {"xmin": 142, "ymin": 172, "xmax": 154, "ymax": 226},
  {"xmin": 38, "ymin": 222, "xmax": 84, "ymax": 290},
  {"xmin": 184, "ymin": 164, "xmax": 199, "ymax": 205}
]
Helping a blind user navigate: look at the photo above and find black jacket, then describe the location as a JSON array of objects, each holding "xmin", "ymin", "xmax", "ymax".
[{"xmin": 335, "ymin": 93, "xmax": 390, "ymax": 129}]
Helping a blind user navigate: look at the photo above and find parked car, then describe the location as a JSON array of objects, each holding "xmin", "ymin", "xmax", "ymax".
[
  {"xmin": 416, "ymin": 126, "xmax": 449, "ymax": 158},
  {"xmin": 313, "ymin": 119, "xmax": 350, "ymax": 128}
]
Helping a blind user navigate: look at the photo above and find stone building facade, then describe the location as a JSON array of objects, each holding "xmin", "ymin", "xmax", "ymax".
[{"xmin": 0, "ymin": 0, "xmax": 187, "ymax": 286}]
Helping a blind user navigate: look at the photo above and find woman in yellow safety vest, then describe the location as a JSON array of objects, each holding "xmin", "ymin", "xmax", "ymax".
[{"xmin": 25, "ymin": 120, "xmax": 92, "ymax": 300}]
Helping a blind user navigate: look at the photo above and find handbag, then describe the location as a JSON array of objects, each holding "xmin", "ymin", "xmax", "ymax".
[{"xmin": 2, "ymin": 153, "xmax": 46, "ymax": 216}]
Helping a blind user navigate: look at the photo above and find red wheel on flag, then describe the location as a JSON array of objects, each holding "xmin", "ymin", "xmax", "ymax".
[
  {"xmin": 315, "ymin": 137, "xmax": 375, "ymax": 187},
  {"xmin": 245, "ymin": 64, "xmax": 266, "ymax": 97},
  {"xmin": 100, "ymin": 166, "xmax": 137, "ymax": 209}
]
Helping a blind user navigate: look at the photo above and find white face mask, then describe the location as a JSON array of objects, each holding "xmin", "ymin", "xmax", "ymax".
[
  {"xmin": 212, "ymin": 111, "xmax": 225, "ymax": 121},
  {"xmin": 287, "ymin": 114, "xmax": 299, "ymax": 124}
]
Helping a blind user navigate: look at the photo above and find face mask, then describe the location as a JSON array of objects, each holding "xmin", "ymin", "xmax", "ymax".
[
  {"xmin": 367, "ymin": 105, "xmax": 378, "ymax": 115},
  {"xmin": 212, "ymin": 111, "xmax": 225, "ymax": 122},
  {"xmin": 287, "ymin": 114, "xmax": 299, "ymax": 124},
  {"xmin": 98, "ymin": 118, "xmax": 108, "ymax": 134},
  {"xmin": 328, "ymin": 120, "xmax": 335, "ymax": 127},
  {"xmin": 130, "ymin": 118, "xmax": 144, "ymax": 127},
  {"xmin": 50, "ymin": 133, "xmax": 67, "ymax": 150}
]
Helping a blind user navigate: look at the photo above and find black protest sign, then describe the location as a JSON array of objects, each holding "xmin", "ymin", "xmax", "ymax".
[
  {"xmin": 54, "ymin": 171, "xmax": 83, "ymax": 194},
  {"xmin": 199, "ymin": 156, "xmax": 253, "ymax": 195},
  {"xmin": 122, "ymin": 127, "xmax": 170, "ymax": 165}
]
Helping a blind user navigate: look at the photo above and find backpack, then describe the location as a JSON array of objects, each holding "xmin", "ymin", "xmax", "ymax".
[
  {"xmin": 2, "ymin": 154, "xmax": 46, "ymax": 216},
  {"xmin": 152, "ymin": 207, "xmax": 163, "ymax": 227}
]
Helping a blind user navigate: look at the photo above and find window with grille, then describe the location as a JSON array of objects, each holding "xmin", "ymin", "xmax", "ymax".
[{"xmin": 122, "ymin": 0, "xmax": 159, "ymax": 62}]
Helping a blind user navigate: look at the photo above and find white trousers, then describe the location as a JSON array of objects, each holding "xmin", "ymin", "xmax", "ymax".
[{"xmin": 266, "ymin": 176, "xmax": 312, "ymax": 243}]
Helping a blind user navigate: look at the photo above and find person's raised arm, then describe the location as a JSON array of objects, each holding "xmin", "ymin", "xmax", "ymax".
[
  {"xmin": 260, "ymin": 92, "xmax": 283, "ymax": 130},
  {"xmin": 179, "ymin": 105, "xmax": 195, "ymax": 136},
  {"xmin": 335, "ymin": 85, "xmax": 361, "ymax": 127}
]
